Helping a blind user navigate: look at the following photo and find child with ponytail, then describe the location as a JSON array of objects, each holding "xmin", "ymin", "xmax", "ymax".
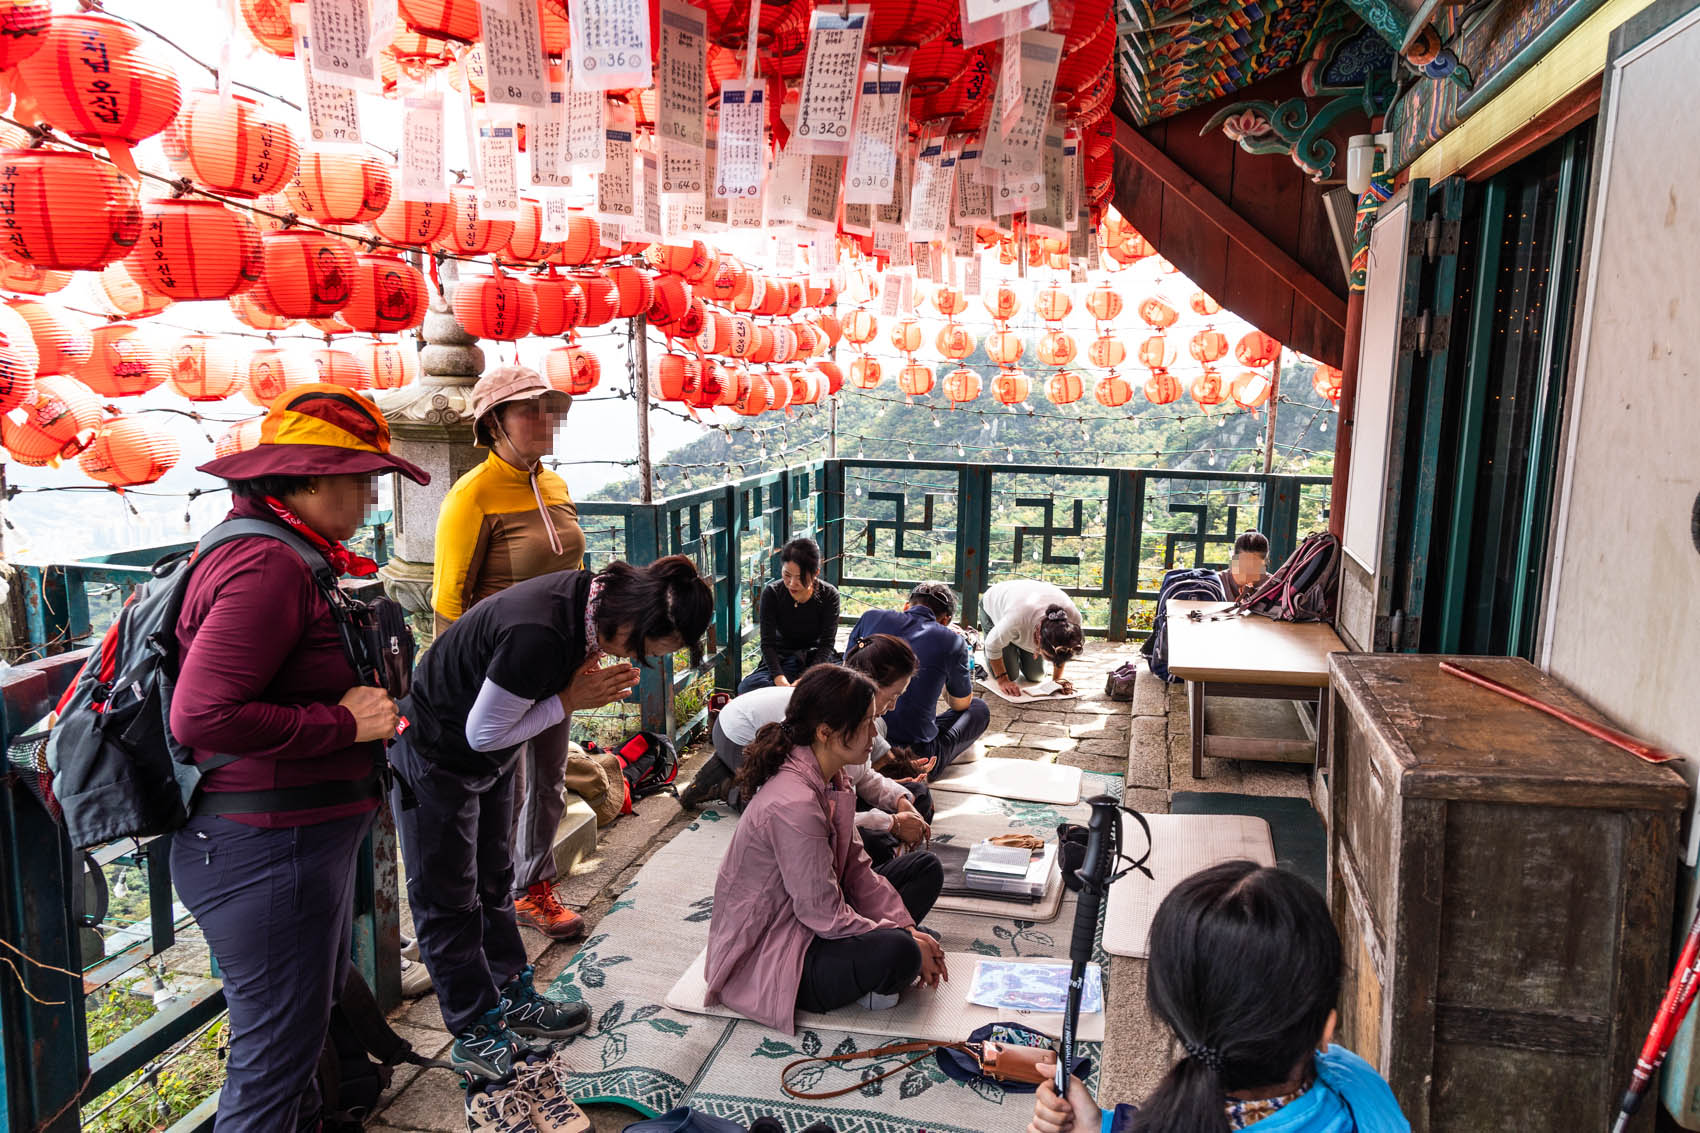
[{"xmin": 1031, "ymin": 862, "xmax": 1408, "ymax": 1133}]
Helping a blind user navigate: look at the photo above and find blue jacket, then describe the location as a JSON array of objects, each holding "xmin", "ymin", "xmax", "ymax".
[{"xmin": 1105, "ymin": 1046, "xmax": 1409, "ymax": 1133}]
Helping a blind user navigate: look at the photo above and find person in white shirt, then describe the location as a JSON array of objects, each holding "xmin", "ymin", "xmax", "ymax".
[
  {"xmin": 980, "ymin": 578, "xmax": 1086, "ymax": 697},
  {"xmin": 680, "ymin": 637, "xmax": 933, "ymax": 868}
]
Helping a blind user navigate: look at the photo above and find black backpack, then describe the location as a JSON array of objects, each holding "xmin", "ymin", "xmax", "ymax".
[
  {"xmin": 1140, "ymin": 568, "xmax": 1227, "ymax": 683},
  {"xmin": 47, "ymin": 518, "xmax": 394, "ymax": 850},
  {"xmin": 318, "ymin": 967, "xmax": 456, "ymax": 1131},
  {"xmin": 612, "ymin": 730, "xmax": 680, "ymax": 809}
]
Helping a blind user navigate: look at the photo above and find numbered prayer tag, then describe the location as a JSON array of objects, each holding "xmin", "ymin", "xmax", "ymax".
[
  {"xmin": 476, "ymin": 119, "xmax": 522, "ymax": 219},
  {"xmin": 715, "ymin": 79, "xmax": 766, "ymax": 200},
  {"xmin": 844, "ymin": 61, "xmax": 906, "ymax": 206},
  {"xmin": 293, "ymin": 15, "xmax": 363, "ymax": 146},
  {"xmin": 984, "ymin": 30, "xmax": 1063, "ymax": 187},
  {"xmin": 305, "ymin": 0, "xmax": 382, "ymax": 91},
  {"xmin": 562, "ymin": 62, "xmax": 607, "ymax": 173},
  {"xmin": 480, "ymin": 0, "xmax": 550, "ymax": 109},
  {"xmin": 792, "ymin": 6, "xmax": 870, "ymax": 155},
  {"xmin": 400, "ymin": 94, "xmax": 448, "ymax": 203},
  {"xmin": 568, "ymin": 0, "xmax": 653, "ymax": 91}
]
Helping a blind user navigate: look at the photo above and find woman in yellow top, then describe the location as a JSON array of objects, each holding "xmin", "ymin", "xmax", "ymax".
[{"xmin": 434, "ymin": 365, "xmax": 586, "ymax": 940}]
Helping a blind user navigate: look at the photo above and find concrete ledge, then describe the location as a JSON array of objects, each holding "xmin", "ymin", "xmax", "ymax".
[{"xmin": 549, "ymin": 795, "xmax": 600, "ymax": 881}]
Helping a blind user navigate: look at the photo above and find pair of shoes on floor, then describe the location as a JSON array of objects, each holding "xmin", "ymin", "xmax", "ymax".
[
  {"xmin": 501, "ymin": 964, "xmax": 593, "ymax": 1042},
  {"xmin": 464, "ymin": 1050, "xmax": 589, "ymax": 1132},
  {"xmin": 514, "ymin": 882, "xmax": 586, "ymax": 940},
  {"xmin": 454, "ymin": 973, "xmax": 589, "ymax": 1085}
]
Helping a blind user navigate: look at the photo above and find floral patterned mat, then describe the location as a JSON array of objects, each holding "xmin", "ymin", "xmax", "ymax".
[{"xmin": 546, "ymin": 772, "xmax": 1123, "ymax": 1130}]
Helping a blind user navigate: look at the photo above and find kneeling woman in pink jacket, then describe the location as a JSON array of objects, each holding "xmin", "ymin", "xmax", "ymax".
[{"xmin": 705, "ymin": 665, "xmax": 947, "ymax": 1033}]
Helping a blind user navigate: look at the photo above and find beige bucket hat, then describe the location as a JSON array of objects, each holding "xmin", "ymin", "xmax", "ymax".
[{"xmin": 470, "ymin": 364, "xmax": 573, "ymax": 446}]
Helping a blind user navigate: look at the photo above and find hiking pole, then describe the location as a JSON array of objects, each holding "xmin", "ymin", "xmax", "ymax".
[
  {"xmin": 1440, "ymin": 662, "xmax": 1683, "ymax": 766},
  {"xmin": 1059, "ymin": 795, "xmax": 1122, "ymax": 1097},
  {"xmin": 1612, "ymin": 907, "xmax": 1700, "ymax": 1132}
]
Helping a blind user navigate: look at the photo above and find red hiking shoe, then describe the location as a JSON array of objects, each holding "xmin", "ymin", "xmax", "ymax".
[{"xmin": 513, "ymin": 882, "xmax": 585, "ymax": 941}]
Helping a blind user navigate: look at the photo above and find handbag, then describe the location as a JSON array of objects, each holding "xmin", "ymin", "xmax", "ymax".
[{"xmin": 779, "ymin": 1021, "xmax": 1090, "ymax": 1099}]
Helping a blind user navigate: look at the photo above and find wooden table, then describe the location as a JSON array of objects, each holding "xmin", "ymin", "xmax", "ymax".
[{"xmin": 1165, "ymin": 599, "xmax": 1347, "ymax": 776}]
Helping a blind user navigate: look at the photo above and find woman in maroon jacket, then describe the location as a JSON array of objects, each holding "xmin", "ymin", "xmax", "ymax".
[{"xmin": 169, "ymin": 386, "xmax": 423, "ymax": 1133}]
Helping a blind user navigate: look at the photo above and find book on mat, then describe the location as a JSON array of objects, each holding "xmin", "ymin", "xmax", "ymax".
[
  {"xmin": 964, "ymin": 841, "xmax": 1034, "ymax": 876},
  {"xmin": 964, "ymin": 843, "xmax": 1055, "ymax": 898}
]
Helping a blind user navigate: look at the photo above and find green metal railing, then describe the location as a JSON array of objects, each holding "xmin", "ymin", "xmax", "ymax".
[{"xmin": 1, "ymin": 461, "xmax": 1326, "ymax": 1131}]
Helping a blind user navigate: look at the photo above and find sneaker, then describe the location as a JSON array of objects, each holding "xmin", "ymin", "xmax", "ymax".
[
  {"xmin": 679, "ymin": 757, "xmax": 733, "ymax": 809},
  {"xmin": 500, "ymin": 965, "xmax": 592, "ymax": 1041},
  {"xmin": 453, "ymin": 1006, "xmax": 525, "ymax": 1082},
  {"xmin": 513, "ymin": 883, "xmax": 585, "ymax": 941},
  {"xmin": 465, "ymin": 1077, "xmax": 539, "ymax": 1132},
  {"xmin": 857, "ymin": 990, "xmax": 901, "ymax": 1010},
  {"xmin": 400, "ymin": 957, "xmax": 433, "ymax": 998},
  {"xmin": 401, "ymin": 936, "xmax": 420, "ymax": 962},
  {"xmin": 514, "ymin": 1051, "xmax": 591, "ymax": 1133}
]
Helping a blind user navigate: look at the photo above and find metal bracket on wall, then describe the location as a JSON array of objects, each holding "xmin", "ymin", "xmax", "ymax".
[{"xmin": 1401, "ymin": 310, "xmax": 1432, "ymax": 355}]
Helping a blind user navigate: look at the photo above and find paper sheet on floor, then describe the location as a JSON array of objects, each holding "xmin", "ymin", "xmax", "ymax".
[{"xmin": 978, "ymin": 677, "xmax": 1080, "ymax": 704}]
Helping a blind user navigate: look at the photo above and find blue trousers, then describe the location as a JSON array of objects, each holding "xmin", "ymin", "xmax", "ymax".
[
  {"xmin": 737, "ymin": 653, "xmax": 807, "ymax": 694},
  {"xmin": 389, "ymin": 734, "xmax": 529, "ymax": 1035},
  {"xmin": 171, "ymin": 809, "xmax": 373, "ymax": 1133}
]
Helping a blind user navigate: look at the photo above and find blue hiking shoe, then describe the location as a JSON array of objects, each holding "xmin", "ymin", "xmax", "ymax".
[
  {"xmin": 499, "ymin": 965, "xmax": 592, "ymax": 1041},
  {"xmin": 453, "ymin": 1006, "xmax": 524, "ymax": 1082}
]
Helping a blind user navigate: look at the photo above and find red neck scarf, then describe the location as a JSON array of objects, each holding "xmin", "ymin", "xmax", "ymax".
[{"xmin": 264, "ymin": 497, "xmax": 380, "ymax": 577}]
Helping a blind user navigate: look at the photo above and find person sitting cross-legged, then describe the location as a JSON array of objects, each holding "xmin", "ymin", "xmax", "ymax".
[{"xmin": 738, "ymin": 536, "xmax": 841, "ymax": 693}]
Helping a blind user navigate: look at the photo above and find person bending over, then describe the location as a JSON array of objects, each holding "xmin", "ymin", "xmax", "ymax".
[
  {"xmin": 705, "ymin": 665, "xmax": 947, "ymax": 1033},
  {"xmin": 740, "ymin": 536, "xmax": 841, "ymax": 693},
  {"xmin": 981, "ymin": 579, "xmax": 1085, "ymax": 698},
  {"xmin": 1031, "ymin": 861, "xmax": 1408, "ymax": 1133},
  {"xmin": 1219, "ymin": 531, "xmax": 1270, "ymax": 602},
  {"xmin": 844, "ymin": 581, "xmax": 990, "ymax": 779}
]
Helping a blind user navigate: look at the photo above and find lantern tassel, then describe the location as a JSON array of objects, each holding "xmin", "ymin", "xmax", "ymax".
[{"xmin": 104, "ymin": 139, "xmax": 143, "ymax": 184}]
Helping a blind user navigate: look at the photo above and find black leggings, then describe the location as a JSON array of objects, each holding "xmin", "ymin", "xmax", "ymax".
[{"xmin": 796, "ymin": 852, "xmax": 944, "ymax": 1014}]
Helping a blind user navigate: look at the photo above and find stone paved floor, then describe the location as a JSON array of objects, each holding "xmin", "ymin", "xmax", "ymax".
[{"xmin": 370, "ymin": 643, "xmax": 1316, "ymax": 1132}]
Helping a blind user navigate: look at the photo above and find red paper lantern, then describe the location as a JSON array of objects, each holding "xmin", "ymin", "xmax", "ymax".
[
  {"xmin": 133, "ymin": 200, "xmax": 264, "ymax": 300},
  {"xmin": 399, "ymin": 0, "xmax": 482, "ymax": 41},
  {"xmin": 14, "ymin": 15, "xmax": 182, "ymax": 161},
  {"xmin": 1035, "ymin": 286, "xmax": 1072, "ymax": 322},
  {"xmin": 169, "ymin": 334, "xmax": 243, "ymax": 401},
  {"xmin": 0, "ymin": 303, "xmax": 36, "ymax": 413},
  {"xmin": 288, "ymin": 151, "xmax": 393, "ymax": 225},
  {"xmin": 453, "ymin": 271, "xmax": 538, "ymax": 341},
  {"xmin": 1085, "ymin": 284, "xmax": 1123, "ymax": 322},
  {"xmin": 1037, "ymin": 330, "xmax": 1077, "ymax": 367},
  {"xmin": 532, "ymin": 274, "xmax": 585, "ymax": 337},
  {"xmin": 814, "ymin": 312, "xmax": 843, "ymax": 347},
  {"xmin": 814, "ymin": 360, "xmax": 843, "ymax": 395},
  {"xmin": 1095, "ymin": 373, "xmax": 1134, "ymax": 408},
  {"xmin": 79, "ymin": 322, "xmax": 169, "ymax": 397},
  {"xmin": 98, "ymin": 260, "xmax": 174, "ymax": 319},
  {"xmin": 1047, "ymin": 372, "xmax": 1083, "ymax": 405},
  {"xmin": 647, "ymin": 273, "xmax": 693, "ymax": 329},
  {"xmin": 1137, "ymin": 296, "xmax": 1178, "ymax": 329},
  {"xmin": 244, "ymin": 346, "xmax": 313, "ymax": 407},
  {"xmin": 1088, "ymin": 334, "xmax": 1126, "ymax": 369},
  {"xmin": 0, "ymin": 260, "xmax": 70, "ymax": 294},
  {"xmin": 238, "ymin": 0, "xmax": 294, "ymax": 55},
  {"xmin": 1191, "ymin": 369, "xmax": 1226, "ymax": 407},
  {"xmin": 440, "ymin": 187, "xmax": 516, "ymax": 256},
  {"xmin": 8, "ymin": 300, "xmax": 90, "ymax": 376},
  {"xmin": 849, "ymin": 356, "xmax": 882, "ymax": 389},
  {"xmin": 986, "ymin": 329, "xmax": 1024, "ymax": 366},
  {"xmin": 744, "ymin": 326, "xmax": 777, "ymax": 365},
  {"xmin": 993, "ymin": 371, "xmax": 1029, "ymax": 405},
  {"xmin": 230, "ymin": 292, "xmax": 296, "ymax": 332},
  {"xmin": 545, "ymin": 345, "xmax": 601, "ymax": 395},
  {"xmin": 162, "ymin": 90, "xmax": 299, "ymax": 198},
  {"xmin": 2, "ymin": 374, "xmax": 100, "ymax": 464},
  {"xmin": 944, "ymin": 366, "xmax": 982, "ymax": 405},
  {"xmin": 764, "ymin": 366, "xmax": 793, "ymax": 412},
  {"xmin": 573, "ymin": 273, "xmax": 619, "ymax": 327},
  {"xmin": 1138, "ymin": 334, "xmax": 1173, "ymax": 371},
  {"xmin": 312, "ymin": 347, "xmax": 370, "ymax": 391},
  {"xmin": 789, "ymin": 368, "xmax": 822, "ymax": 406},
  {"xmin": 0, "ymin": 0, "xmax": 51, "ymax": 69},
  {"xmin": 843, "ymin": 309, "xmax": 878, "ymax": 346},
  {"xmin": 888, "ymin": 319, "xmax": 923, "ymax": 354},
  {"xmin": 1232, "ymin": 370, "xmax": 1272, "ymax": 409},
  {"xmin": 341, "ymin": 254, "xmax": 429, "ymax": 333},
  {"xmin": 733, "ymin": 370, "xmax": 772, "ymax": 416},
  {"xmin": 78, "ymin": 416, "xmax": 179, "ymax": 486},
  {"xmin": 723, "ymin": 315, "xmax": 756, "ymax": 359},
  {"xmin": 547, "ymin": 212, "xmax": 598, "ymax": 266},
  {"xmin": 656, "ymin": 353, "xmax": 699, "ymax": 402},
  {"xmin": 374, "ymin": 197, "xmax": 451, "ymax": 247},
  {"xmin": 1105, "ymin": 231, "xmax": 1155, "ymax": 265},
  {"xmin": 984, "ymin": 285, "xmax": 1021, "ymax": 320},
  {"xmin": 214, "ymin": 416, "xmax": 263, "ymax": 458},
  {"xmin": 1236, "ymin": 331, "xmax": 1281, "ymax": 368},
  {"xmin": 253, "ymin": 230, "xmax": 356, "ymax": 319},
  {"xmin": 1190, "ymin": 291, "xmax": 1222, "ymax": 318},
  {"xmin": 1144, "ymin": 370, "xmax": 1180, "ymax": 405},
  {"xmin": 935, "ymin": 324, "xmax": 976, "ymax": 360},
  {"xmin": 646, "ymin": 241, "xmax": 714, "ymax": 280},
  {"xmin": 1189, "ymin": 329, "xmax": 1228, "ymax": 364},
  {"xmin": 933, "ymin": 287, "xmax": 967, "ymax": 317},
  {"xmin": 0, "ymin": 151, "xmax": 142, "ymax": 270},
  {"xmin": 608, "ymin": 265, "xmax": 655, "ymax": 319},
  {"xmin": 358, "ymin": 339, "xmax": 418, "ymax": 390},
  {"xmin": 1313, "ymin": 365, "xmax": 1344, "ymax": 403},
  {"xmin": 897, "ymin": 361, "xmax": 933, "ymax": 397}
]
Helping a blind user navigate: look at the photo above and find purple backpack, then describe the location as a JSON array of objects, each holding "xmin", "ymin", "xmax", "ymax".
[{"xmin": 1233, "ymin": 532, "xmax": 1342, "ymax": 623}]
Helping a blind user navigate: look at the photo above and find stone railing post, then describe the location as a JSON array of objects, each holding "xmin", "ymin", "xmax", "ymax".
[{"xmin": 373, "ymin": 261, "xmax": 485, "ymax": 643}]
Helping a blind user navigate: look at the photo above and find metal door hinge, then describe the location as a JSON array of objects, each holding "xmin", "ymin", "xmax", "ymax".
[
  {"xmin": 1401, "ymin": 310, "xmax": 1431, "ymax": 355},
  {"xmin": 1429, "ymin": 313, "xmax": 1453, "ymax": 354},
  {"xmin": 1425, "ymin": 214, "xmax": 1461, "ymax": 260}
]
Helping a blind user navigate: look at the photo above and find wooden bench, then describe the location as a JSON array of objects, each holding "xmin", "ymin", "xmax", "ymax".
[{"xmin": 1165, "ymin": 599, "xmax": 1345, "ymax": 777}]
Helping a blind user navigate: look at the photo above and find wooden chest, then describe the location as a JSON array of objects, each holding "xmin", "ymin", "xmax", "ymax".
[{"xmin": 1327, "ymin": 654, "xmax": 1688, "ymax": 1131}]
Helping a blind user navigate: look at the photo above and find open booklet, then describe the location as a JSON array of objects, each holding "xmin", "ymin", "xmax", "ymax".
[{"xmin": 977, "ymin": 676, "xmax": 1080, "ymax": 704}]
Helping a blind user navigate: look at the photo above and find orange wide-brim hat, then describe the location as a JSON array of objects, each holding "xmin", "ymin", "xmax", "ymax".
[{"xmin": 198, "ymin": 384, "xmax": 430, "ymax": 484}]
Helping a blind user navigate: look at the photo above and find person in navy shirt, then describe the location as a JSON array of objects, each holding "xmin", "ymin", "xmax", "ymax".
[{"xmin": 843, "ymin": 581, "xmax": 990, "ymax": 779}]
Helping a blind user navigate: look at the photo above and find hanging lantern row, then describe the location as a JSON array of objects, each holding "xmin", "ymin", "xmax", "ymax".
[{"xmin": 652, "ymin": 354, "xmax": 842, "ymax": 417}]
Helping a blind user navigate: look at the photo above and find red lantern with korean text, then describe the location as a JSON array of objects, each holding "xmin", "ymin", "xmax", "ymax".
[
  {"xmin": 532, "ymin": 274, "xmax": 585, "ymax": 337},
  {"xmin": 1095, "ymin": 373, "xmax": 1134, "ymax": 408},
  {"xmin": 452, "ymin": 271, "xmax": 538, "ymax": 341},
  {"xmin": 898, "ymin": 361, "xmax": 933, "ymax": 397},
  {"xmin": 1144, "ymin": 370, "xmax": 1180, "ymax": 405},
  {"xmin": 992, "ymin": 371, "xmax": 1029, "ymax": 405},
  {"xmin": 944, "ymin": 366, "xmax": 982, "ymax": 405},
  {"xmin": 1235, "ymin": 331, "xmax": 1281, "ymax": 368},
  {"xmin": 500, "ymin": 199, "xmax": 557, "ymax": 264},
  {"xmin": 374, "ymin": 197, "xmax": 451, "ymax": 247},
  {"xmin": 1190, "ymin": 291, "xmax": 1222, "ymax": 317},
  {"xmin": 1231, "ymin": 370, "xmax": 1272, "ymax": 409},
  {"xmin": 342, "ymin": 254, "xmax": 429, "ymax": 334},
  {"xmin": 1313, "ymin": 364, "xmax": 1343, "ymax": 404},
  {"xmin": 1037, "ymin": 331, "xmax": 1077, "ymax": 367},
  {"xmin": 1137, "ymin": 296, "xmax": 1178, "ymax": 329},
  {"xmin": 98, "ymin": 261, "xmax": 174, "ymax": 320},
  {"xmin": 984, "ymin": 284, "xmax": 1021, "ymax": 321},
  {"xmin": 733, "ymin": 370, "xmax": 772, "ymax": 416},
  {"xmin": 1088, "ymin": 333, "xmax": 1126, "ymax": 369},
  {"xmin": 440, "ymin": 187, "xmax": 516, "ymax": 256},
  {"xmin": 1189, "ymin": 329, "xmax": 1228, "ymax": 364},
  {"xmin": 245, "ymin": 346, "xmax": 313, "ymax": 407},
  {"xmin": 162, "ymin": 90, "xmax": 299, "ymax": 198},
  {"xmin": 936, "ymin": 324, "xmax": 976, "ymax": 360},
  {"xmin": 288, "ymin": 151, "xmax": 393, "ymax": 225},
  {"xmin": 253, "ymin": 230, "xmax": 355, "ymax": 318},
  {"xmin": 9, "ymin": 300, "xmax": 91, "ymax": 376},
  {"xmin": 78, "ymin": 417, "xmax": 180, "ymax": 487},
  {"xmin": 1085, "ymin": 284, "xmax": 1123, "ymax": 322},
  {"xmin": 2, "ymin": 374, "xmax": 101, "ymax": 464},
  {"xmin": 1035, "ymin": 286, "xmax": 1072, "ymax": 323},
  {"xmin": 850, "ymin": 356, "xmax": 883, "ymax": 389},
  {"xmin": 1190, "ymin": 369, "xmax": 1226, "ymax": 407},
  {"xmin": 79, "ymin": 322, "xmax": 169, "ymax": 397},
  {"xmin": 654, "ymin": 353, "xmax": 699, "ymax": 402},
  {"xmin": 0, "ymin": 151, "xmax": 142, "ymax": 271},
  {"xmin": 169, "ymin": 335, "xmax": 243, "ymax": 401},
  {"xmin": 359, "ymin": 340, "xmax": 418, "ymax": 390},
  {"xmin": 312, "ymin": 347, "xmax": 371, "ymax": 392},
  {"xmin": 986, "ymin": 329, "xmax": 1024, "ymax": 366},
  {"xmin": 1047, "ymin": 372, "xmax": 1083, "ymax": 405},
  {"xmin": 0, "ymin": 304, "xmax": 35, "ymax": 413},
  {"xmin": 0, "ymin": 0, "xmax": 50, "ymax": 69},
  {"xmin": 133, "ymin": 200, "xmax": 265, "ymax": 300}
]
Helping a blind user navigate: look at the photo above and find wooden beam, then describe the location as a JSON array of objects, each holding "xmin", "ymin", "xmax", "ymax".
[
  {"xmin": 1113, "ymin": 116, "xmax": 1348, "ymax": 332},
  {"xmin": 1458, "ymin": 81, "xmax": 1600, "ymax": 182}
]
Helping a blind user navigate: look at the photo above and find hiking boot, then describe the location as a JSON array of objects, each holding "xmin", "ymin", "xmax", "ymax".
[
  {"xmin": 453, "ymin": 1006, "xmax": 525, "ymax": 1082},
  {"xmin": 500, "ymin": 965, "xmax": 592, "ymax": 1041},
  {"xmin": 401, "ymin": 936, "xmax": 420, "ymax": 962},
  {"xmin": 465, "ymin": 1076, "xmax": 539, "ymax": 1132},
  {"xmin": 515, "ymin": 1051, "xmax": 591, "ymax": 1133},
  {"xmin": 400, "ymin": 956, "xmax": 433, "ymax": 998},
  {"xmin": 513, "ymin": 883, "xmax": 585, "ymax": 941},
  {"xmin": 679, "ymin": 756, "xmax": 733, "ymax": 809}
]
